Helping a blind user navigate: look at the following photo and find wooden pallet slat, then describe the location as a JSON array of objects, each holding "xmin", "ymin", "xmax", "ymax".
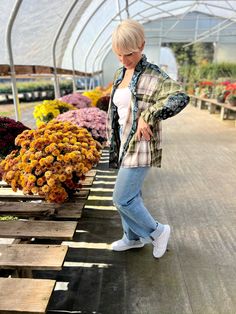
[
  {"xmin": 0, "ymin": 220, "xmax": 77, "ymax": 240},
  {"xmin": 74, "ymin": 189, "xmax": 90, "ymax": 199},
  {"xmin": 55, "ymin": 202, "xmax": 83, "ymax": 219},
  {"xmin": 0, "ymin": 186, "xmax": 90, "ymax": 199},
  {"xmin": 80, "ymin": 176, "xmax": 94, "ymax": 186},
  {"xmin": 0, "ymin": 244, "xmax": 68, "ymax": 270},
  {"xmin": 85, "ymin": 169, "xmax": 97, "ymax": 177},
  {"xmin": 0, "ymin": 187, "xmax": 90, "ymax": 202},
  {"xmin": 0, "ymin": 202, "xmax": 55, "ymax": 217},
  {"xmin": 0, "ymin": 277, "xmax": 56, "ymax": 314},
  {"xmin": 0, "ymin": 201, "xmax": 84, "ymax": 219}
]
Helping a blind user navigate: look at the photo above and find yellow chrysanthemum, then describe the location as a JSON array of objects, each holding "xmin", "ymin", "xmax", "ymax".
[
  {"xmin": 28, "ymin": 175, "xmax": 36, "ymax": 183},
  {"xmin": 45, "ymin": 171, "xmax": 52, "ymax": 179},
  {"xmin": 37, "ymin": 178, "xmax": 44, "ymax": 186},
  {"xmin": 47, "ymin": 178, "xmax": 55, "ymax": 187},
  {"xmin": 42, "ymin": 185, "xmax": 50, "ymax": 193}
]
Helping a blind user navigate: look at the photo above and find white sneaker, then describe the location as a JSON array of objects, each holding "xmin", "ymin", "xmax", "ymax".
[
  {"xmin": 111, "ymin": 235, "xmax": 144, "ymax": 251},
  {"xmin": 152, "ymin": 224, "xmax": 171, "ymax": 258}
]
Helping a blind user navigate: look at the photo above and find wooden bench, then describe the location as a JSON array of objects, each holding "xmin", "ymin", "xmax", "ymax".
[
  {"xmin": 190, "ymin": 95, "xmax": 208, "ymax": 109},
  {"xmin": 0, "ymin": 277, "xmax": 56, "ymax": 314},
  {"xmin": 190, "ymin": 95, "xmax": 236, "ymax": 126},
  {"xmin": 0, "ymin": 220, "xmax": 77, "ymax": 240},
  {"xmin": 220, "ymin": 102, "xmax": 236, "ymax": 125}
]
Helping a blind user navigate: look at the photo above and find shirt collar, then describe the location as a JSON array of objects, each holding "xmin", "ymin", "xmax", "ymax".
[
  {"xmin": 134, "ymin": 54, "xmax": 148, "ymax": 72},
  {"xmin": 113, "ymin": 54, "xmax": 148, "ymax": 87}
]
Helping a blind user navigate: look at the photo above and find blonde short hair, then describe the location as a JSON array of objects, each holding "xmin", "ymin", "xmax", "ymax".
[{"xmin": 112, "ymin": 19, "xmax": 145, "ymax": 54}]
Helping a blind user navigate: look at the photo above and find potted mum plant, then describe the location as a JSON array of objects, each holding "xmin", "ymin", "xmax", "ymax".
[
  {"xmin": 0, "ymin": 120, "xmax": 101, "ymax": 203},
  {"xmin": 0, "ymin": 117, "xmax": 29, "ymax": 158},
  {"xmin": 227, "ymin": 94, "xmax": 236, "ymax": 106}
]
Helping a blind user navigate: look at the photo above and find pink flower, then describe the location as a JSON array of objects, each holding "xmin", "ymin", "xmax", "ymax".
[
  {"xmin": 56, "ymin": 107, "xmax": 107, "ymax": 144},
  {"xmin": 59, "ymin": 93, "xmax": 91, "ymax": 109}
]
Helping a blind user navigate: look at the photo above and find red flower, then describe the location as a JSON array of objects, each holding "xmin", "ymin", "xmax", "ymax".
[
  {"xmin": 219, "ymin": 81, "xmax": 231, "ymax": 86},
  {"xmin": 225, "ymin": 83, "xmax": 236, "ymax": 91},
  {"xmin": 199, "ymin": 81, "xmax": 214, "ymax": 86}
]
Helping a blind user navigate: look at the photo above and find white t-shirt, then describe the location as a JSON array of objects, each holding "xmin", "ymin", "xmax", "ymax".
[{"xmin": 113, "ymin": 87, "xmax": 131, "ymax": 127}]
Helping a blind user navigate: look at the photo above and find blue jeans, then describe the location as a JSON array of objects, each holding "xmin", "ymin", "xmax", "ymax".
[{"xmin": 113, "ymin": 167, "xmax": 164, "ymax": 241}]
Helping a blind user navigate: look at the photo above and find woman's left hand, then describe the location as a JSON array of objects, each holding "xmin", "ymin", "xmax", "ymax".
[{"xmin": 136, "ymin": 116, "xmax": 153, "ymax": 141}]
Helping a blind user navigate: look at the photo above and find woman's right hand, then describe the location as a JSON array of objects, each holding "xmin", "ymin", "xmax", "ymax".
[{"xmin": 136, "ymin": 116, "xmax": 153, "ymax": 141}]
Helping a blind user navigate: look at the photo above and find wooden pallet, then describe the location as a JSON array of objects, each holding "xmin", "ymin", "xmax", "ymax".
[
  {"xmin": 0, "ymin": 166, "xmax": 97, "ymax": 313},
  {"xmin": 0, "ymin": 166, "xmax": 95, "ymax": 232},
  {"xmin": 0, "ymin": 189, "xmax": 90, "ymax": 219}
]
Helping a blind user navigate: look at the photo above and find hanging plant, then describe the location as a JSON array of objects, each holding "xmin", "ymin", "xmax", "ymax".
[{"xmin": 0, "ymin": 121, "xmax": 101, "ymax": 203}]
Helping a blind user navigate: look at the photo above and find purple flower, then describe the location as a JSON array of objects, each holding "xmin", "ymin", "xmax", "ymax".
[
  {"xmin": 59, "ymin": 93, "xmax": 91, "ymax": 109},
  {"xmin": 56, "ymin": 107, "xmax": 107, "ymax": 144}
]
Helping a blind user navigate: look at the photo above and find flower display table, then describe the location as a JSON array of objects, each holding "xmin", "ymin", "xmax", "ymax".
[{"xmin": 190, "ymin": 95, "xmax": 236, "ymax": 127}]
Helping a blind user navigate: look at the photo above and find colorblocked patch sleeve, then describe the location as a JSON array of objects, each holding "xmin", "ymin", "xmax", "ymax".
[{"xmin": 140, "ymin": 77, "xmax": 190, "ymax": 125}]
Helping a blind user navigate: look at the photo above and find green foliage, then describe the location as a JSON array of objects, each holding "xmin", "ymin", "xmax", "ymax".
[
  {"xmin": 228, "ymin": 94, "xmax": 236, "ymax": 101},
  {"xmin": 169, "ymin": 42, "xmax": 236, "ymax": 82},
  {"xmin": 168, "ymin": 42, "xmax": 214, "ymax": 67},
  {"xmin": 182, "ymin": 63, "xmax": 236, "ymax": 85},
  {"xmin": 197, "ymin": 63, "xmax": 236, "ymax": 80},
  {"xmin": 0, "ymin": 80, "xmax": 73, "ymax": 94},
  {"xmin": 193, "ymin": 43, "xmax": 214, "ymax": 65},
  {"xmin": 169, "ymin": 43, "xmax": 196, "ymax": 66}
]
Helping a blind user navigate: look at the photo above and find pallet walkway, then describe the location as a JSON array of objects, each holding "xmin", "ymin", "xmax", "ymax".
[{"xmin": 0, "ymin": 168, "xmax": 97, "ymax": 314}]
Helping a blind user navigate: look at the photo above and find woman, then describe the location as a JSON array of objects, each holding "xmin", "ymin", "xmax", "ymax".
[{"xmin": 107, "ymin": 19, "xmax": 189, "ymax": 258}]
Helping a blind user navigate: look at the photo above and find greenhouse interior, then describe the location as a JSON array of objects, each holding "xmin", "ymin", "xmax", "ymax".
[{"xmin": 0, "ymin": 1, "xmax": 236, "ymax": 313}]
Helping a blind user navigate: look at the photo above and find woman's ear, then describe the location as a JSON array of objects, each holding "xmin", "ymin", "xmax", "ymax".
[{"xmin": 141, "ymin": 41, "xmax": 145, "ymax": 51}]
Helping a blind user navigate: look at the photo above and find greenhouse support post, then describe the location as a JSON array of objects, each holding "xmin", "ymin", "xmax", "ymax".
[
  {"xmin": 6, "ymin": 0, "xmax": 23, "ymax": 122},
  {"xmin": 52, "ymin": 0, "xmax": 78, "ymax": 98}
]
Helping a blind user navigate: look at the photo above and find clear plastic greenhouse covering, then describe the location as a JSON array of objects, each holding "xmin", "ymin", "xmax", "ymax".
[{"xmin": 1, "ymin": 0, "xmax": 236, "ymax": 74}]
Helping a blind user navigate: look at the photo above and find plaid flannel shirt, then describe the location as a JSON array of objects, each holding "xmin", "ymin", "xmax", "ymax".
[{"xmin": 107, "ymin": 55, "xmax": 190, "ymax": 169}]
